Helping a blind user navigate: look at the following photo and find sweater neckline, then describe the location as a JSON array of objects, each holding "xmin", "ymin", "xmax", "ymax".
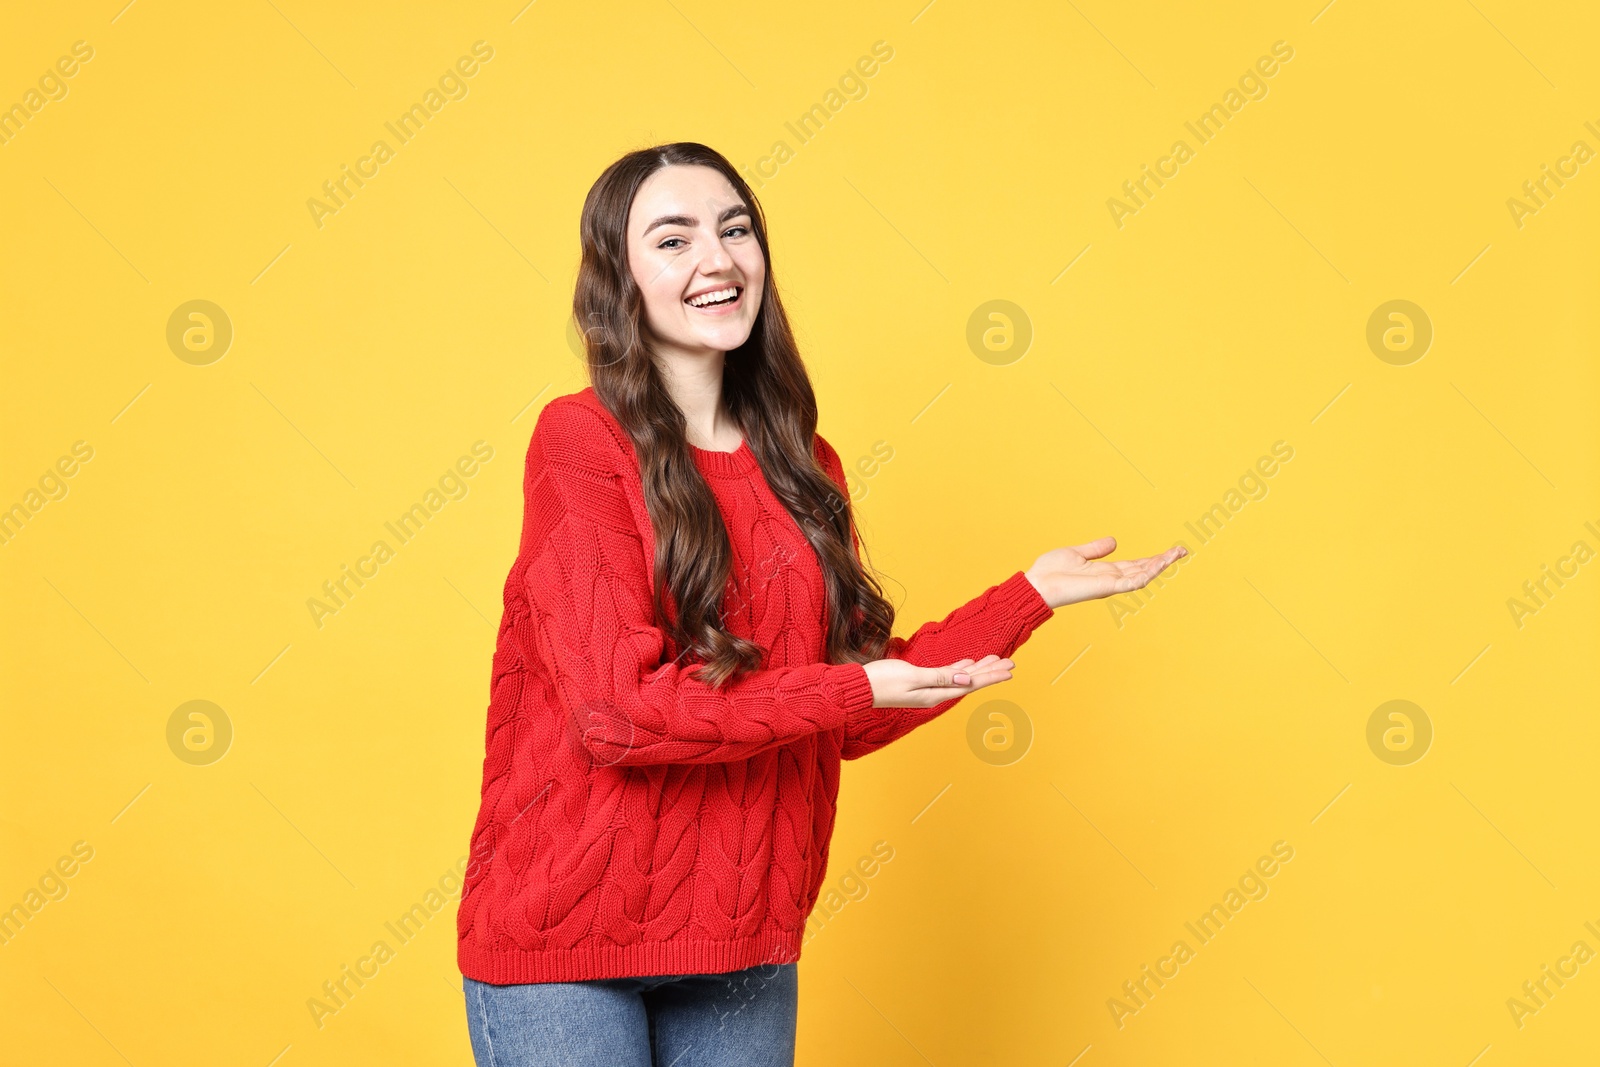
[{"xmin": 688, "ymin": 437, "xmax": 758, "ymax": 475}]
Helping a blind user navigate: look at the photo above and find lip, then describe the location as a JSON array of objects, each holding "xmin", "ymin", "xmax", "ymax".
[
  {"xmin": 684, "ymin": 284, "xmax": 744, "ymax": 314},
  {"xmin": 685, "ymin": 281, "xmax": 741, "ymax": 300}
]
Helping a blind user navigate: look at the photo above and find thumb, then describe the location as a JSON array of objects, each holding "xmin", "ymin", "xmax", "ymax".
[{"xmin": 1070, "ymin": 535, "xmax": 1117, "ymax": 560}]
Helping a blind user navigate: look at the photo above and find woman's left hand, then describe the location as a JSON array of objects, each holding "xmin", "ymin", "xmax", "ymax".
[{"xmin": 1024, "ymin": 536, "xmax": 1188, "ymax": 609}]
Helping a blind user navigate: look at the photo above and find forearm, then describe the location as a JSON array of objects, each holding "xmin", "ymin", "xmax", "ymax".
[
  {"xmin": 876, "ymin": 570, "xmax": 1052, "ymax": 667},
  {"xmin": 842, "ymin": 569, "xmax": 1054, "ymax": 759},
  {"xmin": 546, "ymin": 627, "xmax": 877, "ymax": 766},
  {"xmin": 523, "ymin": 520, "xmax": 879, "ymax": 767}
]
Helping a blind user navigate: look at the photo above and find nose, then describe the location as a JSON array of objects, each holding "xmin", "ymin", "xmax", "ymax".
[{"xmin": 700, "ymin": 236, "xmax": 733, "ymax": 272}]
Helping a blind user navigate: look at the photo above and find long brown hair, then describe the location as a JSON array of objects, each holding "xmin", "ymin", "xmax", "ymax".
[{"xmin": 571, "ymin": 141, "xmax": 896, "ymax": 685}]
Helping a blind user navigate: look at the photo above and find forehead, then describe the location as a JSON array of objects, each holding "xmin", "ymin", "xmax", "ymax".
[{"xmin": 629, "ymin": 164, "xmax": 747, "ymax": 235}]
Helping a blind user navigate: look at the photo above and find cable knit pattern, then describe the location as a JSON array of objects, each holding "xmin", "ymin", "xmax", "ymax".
[{"xmin": 456, "ymin": 386, "xmax": 1055, "ymax": 984}]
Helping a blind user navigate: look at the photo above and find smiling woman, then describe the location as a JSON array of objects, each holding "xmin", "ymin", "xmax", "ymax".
[
  {"xmin": 624, "ymin": 168, "xmax": 767, "ymax": 438},
  {"xmin": 454, "ymin": 141, "xmax": 1185, "ymax": 1066}
]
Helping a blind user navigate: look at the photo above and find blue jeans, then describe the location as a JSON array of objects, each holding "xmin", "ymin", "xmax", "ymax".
[{"xmin": 463, "ymin": 961, "xmax": 798, "ymax": 1066}]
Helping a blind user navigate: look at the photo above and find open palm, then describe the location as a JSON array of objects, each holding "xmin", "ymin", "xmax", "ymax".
[{"xmin": 1025, "ymin": 535, "xmax": 1187, "ymax": 609}]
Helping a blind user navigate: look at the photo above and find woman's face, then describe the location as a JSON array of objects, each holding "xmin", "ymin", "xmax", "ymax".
[{"xmin": 626, "ymin": 164, "xmax": 765, "ymax": 362}]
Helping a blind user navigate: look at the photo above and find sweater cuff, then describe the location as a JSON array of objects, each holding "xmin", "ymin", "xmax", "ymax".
[
  {"xmin": 999, "ymin": 569, "xmax": 1056, "ymax": 628},
  {"xmin": 822, "ymin": 661, "xmax": 876, "ymax": 713}
]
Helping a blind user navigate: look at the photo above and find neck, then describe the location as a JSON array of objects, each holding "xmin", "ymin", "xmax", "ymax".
[{"xmin": 654, "ymin": 347, "xmax": 737, "ymax": 448}]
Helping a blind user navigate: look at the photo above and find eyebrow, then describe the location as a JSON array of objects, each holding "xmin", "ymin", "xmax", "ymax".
[{"xmin": 641, "ymin": 203, "xmax": 751, "ymax": 237}]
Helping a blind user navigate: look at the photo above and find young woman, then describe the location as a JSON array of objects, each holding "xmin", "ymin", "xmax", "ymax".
[{"xmin": 456, "ymin": 142, "xmax": 1186, "ymax": 1066}]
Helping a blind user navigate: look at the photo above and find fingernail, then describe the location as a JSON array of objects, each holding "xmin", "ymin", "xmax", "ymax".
[{"xmin": 954, "ymin": 672, "xmax": 970, "ymax": 684}]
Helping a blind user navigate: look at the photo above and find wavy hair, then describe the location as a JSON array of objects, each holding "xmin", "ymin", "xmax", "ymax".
[{"xmin": 571, "ymin": 141, "xmax": 896, "ymax": 685}]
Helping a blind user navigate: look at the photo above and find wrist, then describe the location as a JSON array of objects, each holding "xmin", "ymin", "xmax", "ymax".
[
  {"xmin": 1022, "ymin": 568, "xmax": 1058, "ymax": 611},
  {"xmin": 835, "ymin": 661, "xmax": 879, "ymax": 711}
]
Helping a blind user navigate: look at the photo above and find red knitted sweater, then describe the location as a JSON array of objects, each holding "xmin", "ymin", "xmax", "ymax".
[{"xmin": 455, "ymin": 386, "xmax": 1055, "ymax": 984}]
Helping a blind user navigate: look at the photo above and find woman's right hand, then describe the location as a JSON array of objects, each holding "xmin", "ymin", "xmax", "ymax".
[{"xmin": 862, "ymin": 655, "xmax": 1015, "ymax": 708}]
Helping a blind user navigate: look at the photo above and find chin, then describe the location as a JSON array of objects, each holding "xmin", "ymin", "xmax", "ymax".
[{"xmin": 692, "ymin": 325, "xmax": 755, "ymax": 350}]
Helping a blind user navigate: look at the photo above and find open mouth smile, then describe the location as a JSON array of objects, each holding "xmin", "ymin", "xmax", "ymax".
[{"xmin": 684, "ymin": 285, "xmax": 743, "ymax": 313}]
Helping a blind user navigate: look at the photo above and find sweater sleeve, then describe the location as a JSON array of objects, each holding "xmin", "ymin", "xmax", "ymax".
[
  {"xmin": 517, "ymin": 400, "xmax": 878, "ymax": 768},
  {"xmin": 813, "ymin": 435, "xmax": 1055, "ymax": 760}
]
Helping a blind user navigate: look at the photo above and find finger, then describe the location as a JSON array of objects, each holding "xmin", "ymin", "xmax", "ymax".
[
  {"xmin": 934, "ymin": 655, "xmax": 1004, "ymax": 681},
  {"xmin": 1141, "ymin": 546, "xmax": 1186, "ymax": 576},
  {"xmin": 918, "ymin": 666, "xmax": 1015, "ymax": 703},
  {"xmin": 1109, "ymin": 549, "xmax": 1185, "ymax": 589},
  {"xmin": 963, "ymin": 664, "xmax": 1014, "ymax": 688},
  {"xmin": 1069, "ymin": 535, "xmax": 1118, "ymax": 560},
  {"xmin": 927, "ymin": 662, "xmax": 1013, "ymax": 689},
  {"xmin": 927, "ymin": 666, "xmax": 969, "ymax": 688},
  {"xmin": 1120, "ymin": 556, "xmax": 1165, "ymax": 581},
  {"xmin": 948, "ymin": 655, "xmax": 1004, "ymax": 672},
  {"xmin": 1147, "ymin": 545, "xmax": 1186, "ymax": 569},
  {"xmin": 944, "ymin": 655, "xmax": 1005, "ymax": 685}
]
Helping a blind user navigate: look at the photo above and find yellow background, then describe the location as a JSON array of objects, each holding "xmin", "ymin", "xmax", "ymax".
[{"xmin": 3, "ymin": 1, "xmax": 1597, "ymax": 1063}]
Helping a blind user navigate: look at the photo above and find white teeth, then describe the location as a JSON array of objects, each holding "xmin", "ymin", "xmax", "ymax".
[{"xmin": 686, "ymin": 287, "xmax": 739, "ymax": 307}]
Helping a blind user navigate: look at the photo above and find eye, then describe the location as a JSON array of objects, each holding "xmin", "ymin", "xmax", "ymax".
[{"xmin": 657, "ymin": 224, "xmax": 750, "ymax": 250}]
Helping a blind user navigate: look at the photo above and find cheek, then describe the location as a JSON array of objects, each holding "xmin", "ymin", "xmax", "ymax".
[
  {"xmin": 631, "ymin": 250, "xmax": 672, "ymax": 293},
  {"xmin": 647, "ymin": 284, "xmax": 680, "ymax": 319},
  {"xmin": 738, "ymin": 251, "xmax": 766, "ymax": 298},
  {"xmin": 635, "ymin": 266, "xmax": 683, "ymax": 318}
]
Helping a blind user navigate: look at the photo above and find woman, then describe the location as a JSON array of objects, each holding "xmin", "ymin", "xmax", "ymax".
[{"xmin": 456, "ymin": 141, "xmax": 1186, "ymax": 1066}]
